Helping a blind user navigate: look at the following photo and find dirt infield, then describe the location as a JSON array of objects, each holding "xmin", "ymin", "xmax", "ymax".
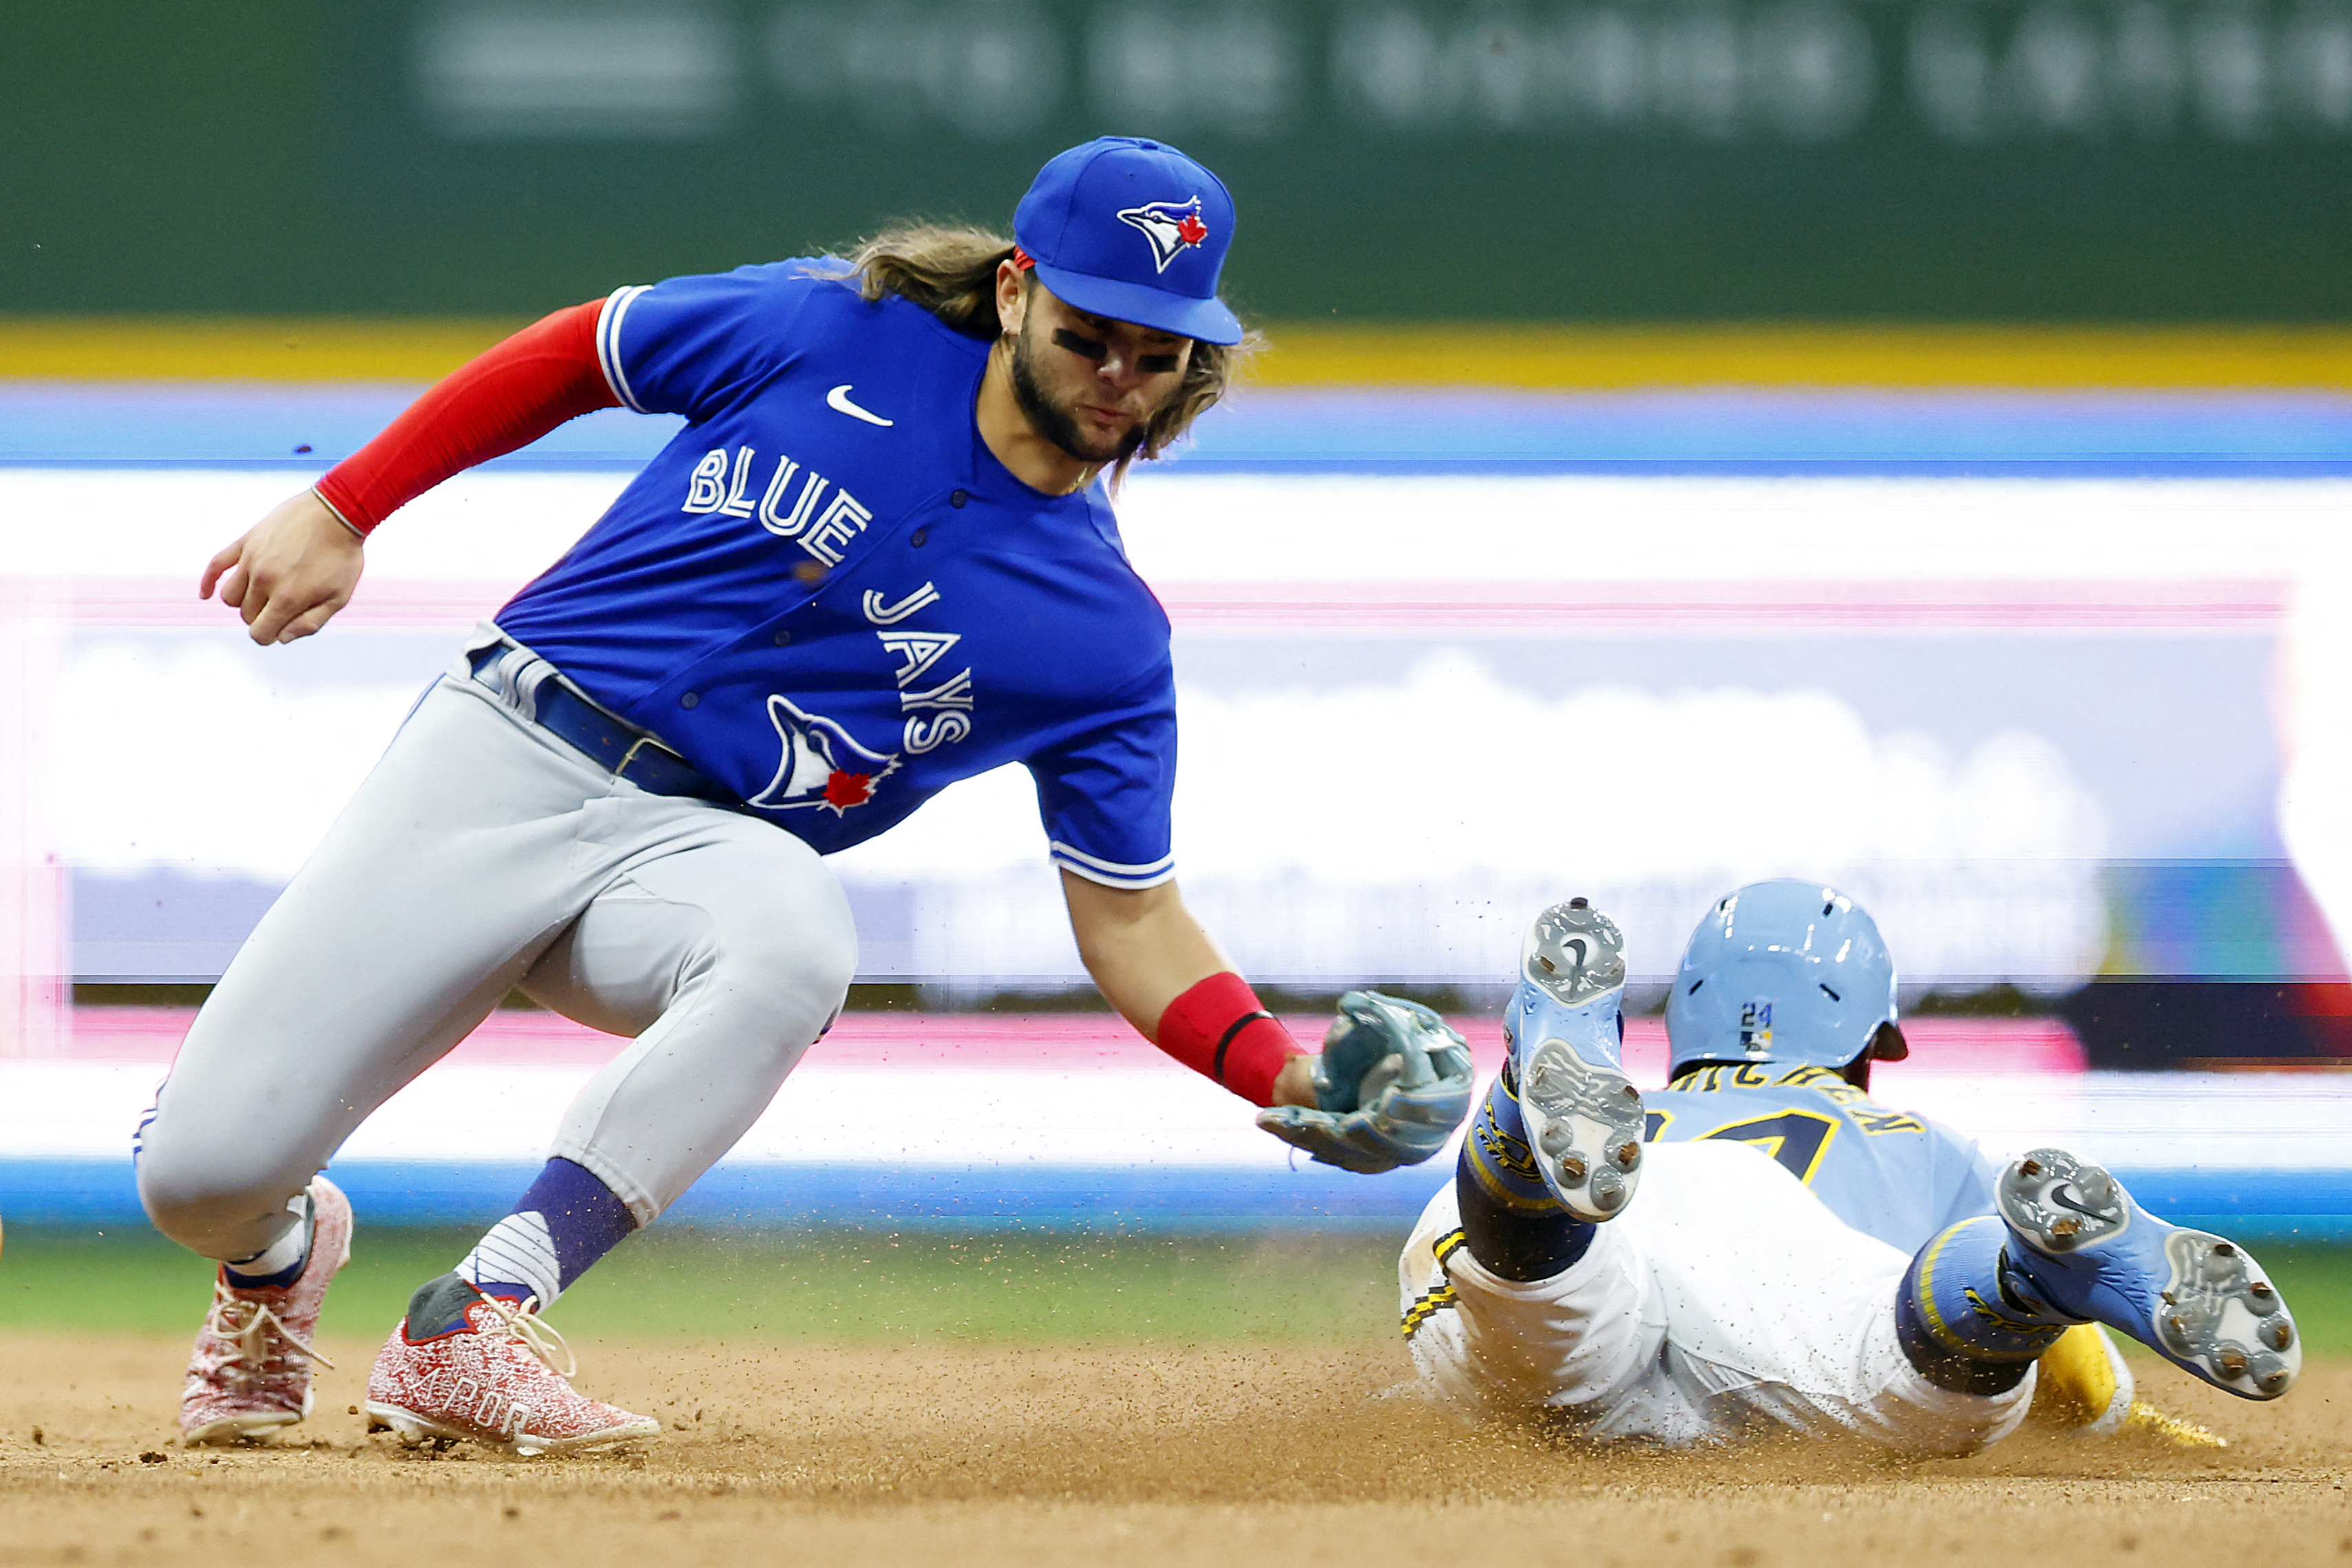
[{"xmin": 3, "ymin": 1333, "xmax": 2349, "ymax": 1568}]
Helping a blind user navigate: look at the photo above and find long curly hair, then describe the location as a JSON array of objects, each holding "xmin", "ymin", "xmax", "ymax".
[{"xmin": 828, "ymin": 223, "xmax": 1256, "ymax": 486}]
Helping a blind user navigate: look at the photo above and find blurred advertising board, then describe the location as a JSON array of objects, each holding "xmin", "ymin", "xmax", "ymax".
[{"xmin": 7, "ymin": 0, "xmax": 2352, "ymax": 316}]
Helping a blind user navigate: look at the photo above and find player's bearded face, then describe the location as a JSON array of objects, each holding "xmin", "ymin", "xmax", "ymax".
[{"xmin": 1008, "ymin": 295, "xmax": 1190, "ymax": 467}]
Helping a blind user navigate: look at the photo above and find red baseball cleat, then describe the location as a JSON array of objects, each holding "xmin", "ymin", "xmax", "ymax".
[
  {"xmin": 180, "ymin": 1176, "xmax": 354, "ymax": 1444},
  {"xmin": 364, "ymin": 1274, "xmax": 658, "ymax": 1457}
]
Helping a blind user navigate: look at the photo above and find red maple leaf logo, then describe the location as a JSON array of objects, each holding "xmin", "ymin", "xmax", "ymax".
[
  {"xmin": 1175, "ymin": 212, "xmax": 1208, "ymax": 247},
  {"xmin": 823, "ymin": 770, "xmax": 874, "ymax": 809}
]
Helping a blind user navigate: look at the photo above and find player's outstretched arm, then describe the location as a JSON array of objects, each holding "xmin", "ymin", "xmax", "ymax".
[
  {"xmin": 200, "ymin": 489, "xmax": 365, "ymax": 646},
  {"xmin": 198, "ymin": 299, "xmax": 620, "ymax": 646},
  {"xmin": 1058, "ymin": 869, "xmax": 1314, "ymax": 1105},
  {"xmin": 1060, "ymin": 871, "xmax": 1473, "ymax": 1171}
]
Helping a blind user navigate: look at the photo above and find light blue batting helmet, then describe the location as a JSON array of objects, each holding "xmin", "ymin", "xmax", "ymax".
[{"xmin": 1664, "ymin": 879, "xmax": 1907, "ymax": 1078}]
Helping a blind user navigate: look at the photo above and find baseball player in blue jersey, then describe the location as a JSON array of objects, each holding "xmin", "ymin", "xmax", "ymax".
[
  {"xmin": 140, "ymin": 136, "xmax": 1473, "ymax": 1454},
  {"xmin": 1399, "ymin": 881, "xmax": 2300, "ymax": 1451}
]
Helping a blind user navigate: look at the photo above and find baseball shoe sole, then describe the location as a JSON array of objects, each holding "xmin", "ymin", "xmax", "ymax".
[
  {"xmin": 1998, "ymin": 1147, "xmax": 2298, "ymax": 1400},
  {"xmin": 1507, "ymin": 899, "xmax": 1644, "ymax": 1222},
  {"xmin": 361, "ymin": 1400, "xmax": 658, "ymax": 1460}
]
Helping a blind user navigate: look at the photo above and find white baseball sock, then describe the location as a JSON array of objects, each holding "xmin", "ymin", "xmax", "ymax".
[
  {"xmin": 223, "ymin": 1191, "xmax": 312, "ymax": 1286},
  {"xmin": 457, "ymin": 1210, "xmax": 563, "ymax": 1307}
]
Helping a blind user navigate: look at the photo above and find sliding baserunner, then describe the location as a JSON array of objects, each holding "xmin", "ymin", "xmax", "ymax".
[{"xmin": 1401, "ymin": 881, "xmax": 2296, "ymax": 1451}]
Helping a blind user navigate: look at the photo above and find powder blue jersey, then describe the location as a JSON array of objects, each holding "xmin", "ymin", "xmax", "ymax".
[
  {"xmin": 494, "ymin": 261, "xmax": 1179, "ymax": 887},
  {"xmin": 1644, "ymin": 1063, "xmax": 1996, "ymax": 1253}
]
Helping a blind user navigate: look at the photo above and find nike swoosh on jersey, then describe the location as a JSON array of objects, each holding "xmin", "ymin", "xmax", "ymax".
[{"xmin": 826, "ymin": 384, "xmax": 894, "ymax": 427}]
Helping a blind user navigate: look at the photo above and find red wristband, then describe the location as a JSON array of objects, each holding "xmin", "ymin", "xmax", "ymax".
[
  {"xmin": 316, "ymin": 297, "xmax": 618, "ymax": 535},
  {"xmin": 1155, "ymin": 972, "xmax": 1306, "ymax": 1108}
]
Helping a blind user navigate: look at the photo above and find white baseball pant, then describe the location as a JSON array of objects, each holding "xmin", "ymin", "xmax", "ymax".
[
  {"xmin": 136, "ymin": 637, "xmax": 859, "ymax": 1260},
  {"xmin": 1400, "ymin": 1140, "xmax": 2036, "ymax": 1454}
]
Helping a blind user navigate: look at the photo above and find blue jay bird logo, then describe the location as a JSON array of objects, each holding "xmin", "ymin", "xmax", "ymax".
[
  {"xmin": 748, "ymin": 694, "xmax": 900, "ymax": 815},
  {"xmin": 1115, "ymin": 196, "xmax": 1210, "ymax": 274}
]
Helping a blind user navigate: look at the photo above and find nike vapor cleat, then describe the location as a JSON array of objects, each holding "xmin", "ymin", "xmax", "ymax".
[
  {"xmin": 1504, "ymin": 898, "xmax": 1644, "ymax": 1222},
  {"xmin": 182, "ymin": 1176, "xmax": 355, "ymax": 1445},
  {"xmin": 365, "ymin": 1274, "xmax": 659, "ymax": 1457},
  {"xmin": 1997, "ymin": 1147, "xmax": 2300, "ymax": 1401}
]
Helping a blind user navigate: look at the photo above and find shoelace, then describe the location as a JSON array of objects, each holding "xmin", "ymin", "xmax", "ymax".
[
  {"xmin": 199, "ymin": 1280, "xmax": 335, "ymax": 1386},
  {"xmin": 474, "ymin": 1291, "xmax": 578, "ymax": 1379}
]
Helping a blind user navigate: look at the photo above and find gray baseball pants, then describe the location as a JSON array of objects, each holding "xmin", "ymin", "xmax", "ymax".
[{"xmin": 136, "ymin": 641, "xmax": 859, "ymax": 1260}]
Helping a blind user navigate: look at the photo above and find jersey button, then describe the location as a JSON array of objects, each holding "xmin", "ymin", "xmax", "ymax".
[
  {"xmin": 680, "ymin": 692, "xmax": 700, "ymax": 709},
  {"xmin": 911, "ymin": 529, "xmax": 928, "ymax": 547},
  {"xmin": 772, "ymin": 630, "xmax": 791, "ymax": 646},
  {"xmin": 949, "ymin": 489, "xmax": 969, "ymax": 508}
]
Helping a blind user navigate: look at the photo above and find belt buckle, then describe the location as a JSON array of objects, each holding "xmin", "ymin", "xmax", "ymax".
[{"xmin": 615, "ymin": 734, "xmax": 671, "ymax": 781}]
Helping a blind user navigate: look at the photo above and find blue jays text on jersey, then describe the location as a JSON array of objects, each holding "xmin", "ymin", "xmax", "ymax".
[
  {"xmin": 492, "ymin": 261, "xmax": 1180, "ymax": 887},
  {"xmin": 1644, "ymin": 1062, "xmax": 1997, "ymax": 1253}
]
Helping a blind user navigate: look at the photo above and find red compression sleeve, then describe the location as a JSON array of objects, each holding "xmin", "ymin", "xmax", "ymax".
[
  {"xmin": 1155, "ymin": 972, "xmax": 1308, "ymax": 1109},
  {"xmin": 314, "ymin": 299, "xmax": 618, "ymax": 536}
]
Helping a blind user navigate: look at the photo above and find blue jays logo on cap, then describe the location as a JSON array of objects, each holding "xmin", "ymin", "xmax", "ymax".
[
  {"xmin": 1117, "ymin": 197, "xmax": 1210, "ymax": 274},
  {"xmin": 1014, "ymin": 136, "xmax": 1243, "ymax": 346}
]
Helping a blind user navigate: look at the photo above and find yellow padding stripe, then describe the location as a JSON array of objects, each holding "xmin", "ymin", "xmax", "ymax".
[
  {"xmin": 1401, "ymin": 1283, "xmax": 1458, "ymax": 1338},
  {"xmin": 1401, "ymin": 1227, "xmax": 1471, "ymax": 1339},
  {"xmin": 0, "ymin": 318, "xmax": 531, "ymax": 383},
  {"xmin": 1255, "ymin": 324, "xmax": 2352, "ymax": 390},
  {"xmin": 9, "ymin": 318, "xmax": 2352, "ymax": 389}
]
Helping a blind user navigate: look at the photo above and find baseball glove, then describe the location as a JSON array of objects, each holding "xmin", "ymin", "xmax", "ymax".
[{"xmin": 1253, "ymin": 990, "xmax": 1475, "ymax": 1174}]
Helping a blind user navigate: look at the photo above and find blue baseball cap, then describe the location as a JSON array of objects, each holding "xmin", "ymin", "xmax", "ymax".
[{"xmin": 1012, "ymin": 136, "xmax": 1243, "ymax": 346}]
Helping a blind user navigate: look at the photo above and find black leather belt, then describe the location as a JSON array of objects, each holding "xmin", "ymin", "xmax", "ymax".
[{"xmin": 469, "ymin": 646, "xmax": 733, "ymax": 802}]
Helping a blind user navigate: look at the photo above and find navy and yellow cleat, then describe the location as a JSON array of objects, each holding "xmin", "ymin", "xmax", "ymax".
[
  {"xmin": 1504, "ymin": 898, "xmax": 1645, "ymax": 1223},
  {"xmin": 1997, "ymin": 1147, "xmax": 2300, "ymax": 1401}
]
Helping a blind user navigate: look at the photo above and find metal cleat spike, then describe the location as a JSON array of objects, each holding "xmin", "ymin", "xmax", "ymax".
[
  {"xmin": 2019, "ymin": 1158, "xmax": 2043, "ymax": 1178},
  {"xmin": 1560, "ymin": 1155, "xmax": 1588, "ymax": 1183},
  {"xmin": 2262, "ymin": 1320, "xmax": 2294, "ymax": 1352},
  {"xmin": 2215, "ymin": 1346, "xmax": 2249, "ymax": 1377}
]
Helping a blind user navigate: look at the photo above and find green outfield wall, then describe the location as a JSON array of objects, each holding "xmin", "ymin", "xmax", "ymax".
[{"xmin": 6, "ymin": 0, "xmax": 2352, "ymax": 321}]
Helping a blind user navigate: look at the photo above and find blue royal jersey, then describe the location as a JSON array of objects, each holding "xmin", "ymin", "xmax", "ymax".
[
  {"xmin": 494, "ymin": 261, "xmax": 1179, "ymax": 886},
  {"xmin": 1643, "ymin": 1062, "xmax": 1996, "ymax": 1254}
]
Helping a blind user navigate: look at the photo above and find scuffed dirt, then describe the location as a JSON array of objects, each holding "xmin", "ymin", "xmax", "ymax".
[{"xmin": 2, "ymin": 1333, "xmax": 2349, "ymax": 1567}]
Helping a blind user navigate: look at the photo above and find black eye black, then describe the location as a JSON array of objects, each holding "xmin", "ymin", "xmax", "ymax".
[
  {"xmin": 1052, "ymin": 327, "xmax": 1108, "ymax": 361},
  {"xmin": 1138, "ymin": 352, "xmax": 1179, "ymax": 374}
]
